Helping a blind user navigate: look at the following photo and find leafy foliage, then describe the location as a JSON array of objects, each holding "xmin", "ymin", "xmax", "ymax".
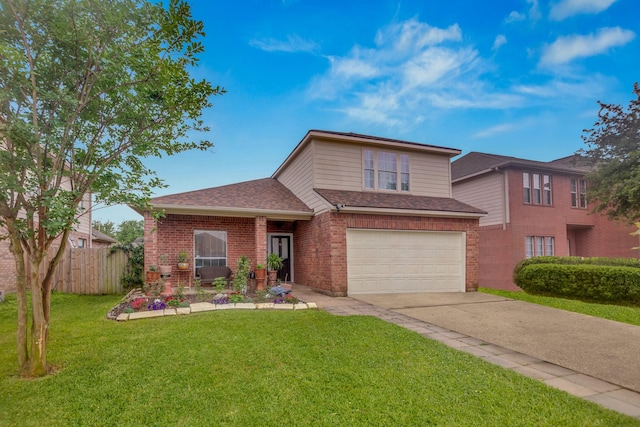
[
  {"xmin": 110, "ymin": 242, "xmax": 144, "ymax": 290},
  {"xmin": 514, "ymin": 257, "xmax": 640, "ymax": 303},
  {"xmin": 580, "ymin": 83, "xmax": 640, "ymax": 223},
  {"xmin": 0, "ymin": 0, "xmax": 223, "ymax": 376},
  {"xmin": 114, "ymin": 220, "xmax": 144, "ymax": 244},
  {"xmin": 92, "ymin": 220, "xmax": 117, "ymax": 238}
]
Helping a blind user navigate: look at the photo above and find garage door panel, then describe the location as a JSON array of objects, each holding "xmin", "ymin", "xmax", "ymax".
[{"xmin": 347, "ymin": 229, "xmax": 465, "ymax": 295}]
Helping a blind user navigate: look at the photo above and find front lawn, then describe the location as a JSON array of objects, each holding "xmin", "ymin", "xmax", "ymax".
[
  {"xmin": 0, "ymin": 293, "xmax": 638, "ymax": 426},
  {"xmin": 480, "ymin": 287, "xmax": 640, "ymax": 327}
]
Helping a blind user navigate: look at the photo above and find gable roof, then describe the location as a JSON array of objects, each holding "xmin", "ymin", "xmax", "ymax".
[
  {"xmin": 273, "ymin": 129, "xmax": 461, "ymax": 179},
  {"xmin": 314, "ymin": 188, "xmax": 486, "ymax": 217},
  {"xmin": 452, "ymin": 152, "xmax": 591, "ymax": 182},
  {"xmin": 91, "ymin": 228, "xmax": 117, "ymax": 244},
  {"xmin": 147, "ymin": 178, "xmax": 313, "ymax": 219}
]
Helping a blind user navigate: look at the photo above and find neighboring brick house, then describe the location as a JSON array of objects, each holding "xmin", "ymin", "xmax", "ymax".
[
  {"xmin": 0, "ymin": 191, "xmax": 93, "ymax": 293},
  {"xmin": 451, "ymin": 152, "xmax": 640, "ymax": 291},
  {"xmin": 140, "ymin": 130, "xmax": 485, "ymax": 296},
  {"xmin": 91, "ymin": 229, "xmax": 117, "ymax": 249}
]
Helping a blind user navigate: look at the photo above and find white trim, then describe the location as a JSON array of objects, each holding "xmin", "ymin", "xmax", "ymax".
[{"xmin": 267, "ymin": 232, "xmax": 294, "ymax": 282}]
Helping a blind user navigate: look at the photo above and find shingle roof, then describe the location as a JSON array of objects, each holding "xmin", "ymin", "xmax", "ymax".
[
  {"xmin": 150, "ymin": 178, "xmax": 312, "ymax": 213},
  {"xmin": 91, "ymin": 228, "xmax": 117, "ymax": 243},
  {"xmin": 451, "ymin": 152, "xmax": 591, "ymax": 181},
  {"xmin": 308, "ymin": 130, "xmax": 460, "ymax": 153},
  {"xmin": 314, "ymin": 188, "xmax": 486, "ymax": 215}
]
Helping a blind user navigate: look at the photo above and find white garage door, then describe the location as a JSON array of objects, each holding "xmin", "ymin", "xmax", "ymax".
[{"xmin": 346, "ymin": 229, "xmax": 465, "ymax": 295}]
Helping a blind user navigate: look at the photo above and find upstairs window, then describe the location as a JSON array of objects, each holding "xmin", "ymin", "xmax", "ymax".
[
  {"xmin": 378, "ymin": 152, "xmax": 397, "ymax": 190},
  {"xmin": 364, "ymin": 150, "xmax": 375, "ymax": 189},
  {"xmin": 363, "ymin": 149, "xmax": 410, "ymax": 192},
  {"xmin": 571, "ymin": 178, "xmax": 587, "ymax": 208},
  {"xmin": 523, "ymin": 172, "xmax": 552, "ymax": 206}
]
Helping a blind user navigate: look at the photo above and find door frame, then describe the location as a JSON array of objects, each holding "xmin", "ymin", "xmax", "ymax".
[{"xmin": 267, "ymin": 233, "xmax": 294, "ymax": 282}]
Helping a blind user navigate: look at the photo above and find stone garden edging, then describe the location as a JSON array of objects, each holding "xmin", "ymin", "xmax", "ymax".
[{"xmin": 116, "ymin": 301, "xmax": 319, "ymax": 322}]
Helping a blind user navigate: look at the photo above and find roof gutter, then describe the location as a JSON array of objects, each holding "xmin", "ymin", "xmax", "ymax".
[
  {"xmin": 140, "ymin": 203, "xmax": 314, "ymax": 221},
  {"xmin": 333, "ymin": 206, "xmax": 486, "ymax": 219}
]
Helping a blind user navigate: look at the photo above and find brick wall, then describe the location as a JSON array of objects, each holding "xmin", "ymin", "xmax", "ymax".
[
  {"xmin": 479, "ymin": 169, "xmax": 640, "ymax": 291},
  {"xmin": 148, "ymin": 214, "xmax": 257, "ymax": 276},
  {"xmin": 295, "ymin": 212, "xmax": 480, "ymax": 296}
]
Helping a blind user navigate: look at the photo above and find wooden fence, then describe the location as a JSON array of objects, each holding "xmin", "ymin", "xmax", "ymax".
[{"xmin": 53, "ymin": 247, "xmax": 130, "ymax": 294}]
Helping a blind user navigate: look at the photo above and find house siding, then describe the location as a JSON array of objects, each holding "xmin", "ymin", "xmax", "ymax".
[
  {"xmin": 410, "ymin": 153, "xmax": 452, "ymax": 198},
  {"xmin": 453, "ymin": 172, "xmax": 505, "ymax": 227},
  {"xmin": 276, "ymin": 142, "xmax": 327, "ymax": 212}
]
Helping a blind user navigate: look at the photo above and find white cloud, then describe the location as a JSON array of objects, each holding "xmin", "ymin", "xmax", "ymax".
[
  {"xmin": 540, "ymin": 27, "xmax": 635, "ymax": 66},
  {"xmin": 249, "ymin": 34, "xmax": 319, "ymax": 53},
  {"xmin": 527, "ymin": 0, "xmax": 542, "ymax": 21},
  {"xmin": 550, "ymin": 0, "xmax": 617, "ymax": 21},
  {"xmin": 505, "ymin": 11, "xmax": 526, "ymax": 23},
  {"xmin": 506, "ymin": 0, "xmax": 541, "ymax": 23},
  {"xmin": 374, "ymin": 20, "xmax": 462, "ymax": 52},
  {"xmin": 307, "ymin": 18, "xmax": 525, "ymax": 126},
  {"xmin": 473, "ymin": 123, "xmax": 517, "ymax": 138},
  {"xmin": 492, "ymin": 35, "xmax": 507, "ymax": 51}
]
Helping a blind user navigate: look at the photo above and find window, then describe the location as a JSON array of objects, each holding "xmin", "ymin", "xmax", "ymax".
[
  {"xmin": 525, "ymin": 236, "xmax": 555, "ymax": 258},
  {"xmin": 77, "ymin": 238, "xmax": 86, "ymax": 248},
  {"xmin": 378, "ymin": 152, "xmax": 397, "ymax": 190},
  {"xmin": 543, "ymin": 175, "xmax": 552, "ymax": 205},
  {"xmin": 571, "ymin": 178, "xmax": 587, "ymax": 208},
  {"xmin": 194, "ymin": 230, "xmax": 227, "ymax": 274},
  {"xmin": 523, "ymin": 172, "xmax": 552, "ymax": 205},
  {"xmin": 523, "ymin": 172, "xmax": 531, "ymax": 203},
  {"xmin": 364, "ymin": 150, "xmax": 375, "ymax": 189},
  {"xmin": 362, "ymin": 149, "xmax": 410, "ymax": 192},
  {"xmin": 400, "ymin": 154, "xmax": 410, "ymax": 191}
]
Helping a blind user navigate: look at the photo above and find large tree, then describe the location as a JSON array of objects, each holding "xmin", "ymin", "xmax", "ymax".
[
  {"xmin": 92, "ymin": 220, "xmax": 116, "ymax": 238},
  {"xmin": 115, "ymin": 219, "xmax": 144, "ymax": 244},
  {"xmin": 0, "ymin": 0, "xmax": 223, "ymax": 377},
  {"xmin": 580, "ymin": 83, "xmax": 640, "ymax": 224}
]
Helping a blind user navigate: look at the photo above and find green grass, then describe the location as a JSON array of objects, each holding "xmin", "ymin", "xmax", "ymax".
[
  {"xmin": 1, "ymin": 293, "xmax": 638, "ymax": 426},
  {"xmin": 480, "ymin": 287, "xmax": 640, "ymax": 327}
]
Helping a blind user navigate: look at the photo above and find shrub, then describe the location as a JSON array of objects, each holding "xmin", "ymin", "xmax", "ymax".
[{"xmin": 515, "ymin": 262, "xmax": 640, "ymax": 303}]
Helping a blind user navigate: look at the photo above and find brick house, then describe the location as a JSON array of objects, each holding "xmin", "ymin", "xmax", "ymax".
[
  {"xmin": 141, "ymin": 130, "xmax": 485, "ymax": 296},
  {"xmin": 451, "ymin": 152, "xmax": 640, "ymax": 291}
]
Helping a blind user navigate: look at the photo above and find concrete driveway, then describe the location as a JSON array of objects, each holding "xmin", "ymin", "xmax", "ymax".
[{"xmin": 352, "ymin": 292, "xmax": 640, "ymax": 393}]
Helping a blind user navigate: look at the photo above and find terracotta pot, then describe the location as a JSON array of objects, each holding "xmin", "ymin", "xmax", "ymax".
[
  {"xmin": 267, "ymin": 270, "xmax": 278, "ymax": 287},
  {"xmin": 145, "ymin": 271, "xmax": 161, "ymax": 283},
  {"xmin": 159, "ymin": 265, "xmax": 172, "ymax": 275},
  {"xmin": 255, "ymin": 268, "xmax": 266, "ymax": 280},
  {"xmin": 177, "ymin": 262, "xmax": 190, "ymax": 271}
]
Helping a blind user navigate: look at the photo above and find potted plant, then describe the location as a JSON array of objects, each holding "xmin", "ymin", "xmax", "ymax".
[
  {"xmin": 266, "ymin": 252, "xmax": 283, "ymax": 287},
  {"xmin": 159, "ymin": 254, "xmax": 172, "ymax": 275},
  {"xmin": 145, "ymin": 265, "xmax": 161, "ymax": 283},
  {"xmin": 254, "ymin": 263, "xmax": 267, "ymax": 291},
  {"xmin": 177, "ymin": 250, "xmax": 189, "ymax": 270}
]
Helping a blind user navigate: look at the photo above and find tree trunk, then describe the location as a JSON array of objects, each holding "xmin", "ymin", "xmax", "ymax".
[
  {"xmin": 10, "ymin": 235, "xmax": 28, "ymax": 371},
  {"xmin": 22, "ymin": 255, "xmax": 49, "ymax": 377}
]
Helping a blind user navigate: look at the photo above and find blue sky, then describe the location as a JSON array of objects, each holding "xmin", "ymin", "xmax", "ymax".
[{"xmin": 93, "ymin": 0, "xmax": 639, "ymax": 223}]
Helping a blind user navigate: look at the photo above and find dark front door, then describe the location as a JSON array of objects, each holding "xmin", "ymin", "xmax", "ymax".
[{"xmin": 270, "ymin": 235, "xmax": 291, "ymax": 282}]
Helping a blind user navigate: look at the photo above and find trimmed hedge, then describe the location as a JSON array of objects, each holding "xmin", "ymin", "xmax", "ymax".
[{"xmin": 514, "ymin": 257, "xmax": 640, "ymax": 303}]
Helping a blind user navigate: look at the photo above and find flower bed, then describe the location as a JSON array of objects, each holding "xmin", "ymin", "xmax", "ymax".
[{"xmin": 107, "ymin": 288, "xmax": 303, "ymax": 320}]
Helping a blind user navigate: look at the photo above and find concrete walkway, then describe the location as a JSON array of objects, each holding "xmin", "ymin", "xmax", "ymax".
[{"xmin": 292, "ymin": 286, "xmax": 640, "ymax": 420}]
